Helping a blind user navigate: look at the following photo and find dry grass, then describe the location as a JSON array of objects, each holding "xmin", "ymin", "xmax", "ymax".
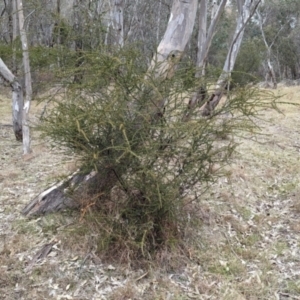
[{"xmin": 1, "ymin": 85, "xmax": 300, "ymax": 299}]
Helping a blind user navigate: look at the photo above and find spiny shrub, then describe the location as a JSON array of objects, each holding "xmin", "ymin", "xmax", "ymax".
[{"xmin": 39, "ymin": 46, "xmax": 278, "ymax": 261}]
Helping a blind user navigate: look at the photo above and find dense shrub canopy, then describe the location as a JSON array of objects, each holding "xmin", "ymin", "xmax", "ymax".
[{"xmin": 38, "ymin": 46, "xmax": 278, "ymax": 260}]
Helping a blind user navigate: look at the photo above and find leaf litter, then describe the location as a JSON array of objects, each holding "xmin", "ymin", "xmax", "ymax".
[{"xmin": 1, "ymin": 85, "xmax": 300, "ymax": 299}]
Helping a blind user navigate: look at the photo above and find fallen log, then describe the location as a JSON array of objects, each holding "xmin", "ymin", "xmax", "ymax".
[
  {"xmin": 22, "ymin": 170, "xmax": 96, "ymax": 217},
  {"xmin": 22, "ymin": 168, "xmax": 118, "ymax": 217}
]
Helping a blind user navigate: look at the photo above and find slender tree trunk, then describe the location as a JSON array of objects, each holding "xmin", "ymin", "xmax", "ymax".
[
  {"xmin": 56, "ymin": 0, "xmax": 61, "ymax": 46},
  {"xmin": 17, "ymin": 0, "xmax": 31, "ymax": 149},
  {"xmin": 201, "ymin": 0, "xmax": 261, "ymax": 116},
  {"xmin": 16, "ymin": 0, "xmax": 32, "ymax": 154},
  {"xmin": 186, "ymin": 0, "xmax": 227, "ymax": 113},
  {"xmin": 0, "ymin": 57, "xmax": 23, "ymax": 141},
  {"xmin": 266, "ymin": 55, "xmax": 277, "ymax": 88},
  {"xmin": 198, "ymin": 0, "xmax": 228, "ymax": 74},
  {"xmin": 12, "ymin": 0, "xmax": 18, "ymax": 74},
  {"xmin": 4, "ymin": 0, "xmax": 14, "ymax": 44},
  {"xmin": 73, "ymin": 0, "xmax": 84, "ymax": 83},
  {"xmin": 156, "ymin": 0, "xmax": 162, "ymax": 43},
  {"xmin": 110, "ymin": 0, "xmax": 124, "ymax": 47},
  {"xmin": 125, "ymin": 0, "xmax": 139, "ymax": 41},
  {"xmin": 104, "ymin": 0, "xmax": 111, "ymax": 46},
  {"xmin": 211, "ymin": 0, "xmax": 218, "ymax": 18},
  {"xmin": 197, "ymin": 0, "xmax": 208, "ymax": 75},
  {"xmin": 104, "ymin": 0, "xmax": 124, "ymax": 47},
  {"xmin": 256, "ymin": 10, "xmax": 278, "ymax": 89},
  {"xmin": 5, "ymin": 0, "xmax": 19, "ymax": 73}
]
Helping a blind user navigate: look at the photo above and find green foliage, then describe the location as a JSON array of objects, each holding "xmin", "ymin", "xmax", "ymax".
[
  {"xmin": 276, "ymin": 36, "xmax": 299, "ymax": 78},
  {"xmin": 39, "ymin": 46, "xmax": 278, "ymax": 261},
  {"xmin": 208, "ymin": 9, "xmax": 236, "ymax": 68},
  {"xmin": 0, "ymin": 44, "xmax": 14, "ymax": 63},
  {"xmin": 29, "ymin": 46, "xmax": 58, "ymax": 69},
  {"xmin": 0, "ymin": 41, "xmax": 22, "ymax": 68},
  {"xmin": 232, "ymin": 38, "xmax": 264, "ymax": 86}
]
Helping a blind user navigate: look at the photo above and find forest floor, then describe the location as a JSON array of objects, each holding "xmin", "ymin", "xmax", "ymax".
[{"xmin": 1, "ymin": 85, "xmax": 300, "ymax": 300}]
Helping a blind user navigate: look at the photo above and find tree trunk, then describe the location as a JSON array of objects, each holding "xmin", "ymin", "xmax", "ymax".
[
  {"xmin": 22, "ymin": 0, "xmax": 198, "ymax": 217},
  {"xmin": 149, "ymin": 0, "xmax": 198, "ymax": 81},
  {"xmin": 17, "ymin": 0, "xmax": 32, "ymax": 154},
  {"xmin": 186, "ymin": 0, "xmax": 227, "ymax": 114},
  {"xmin": 0, "ymin": 57, "xmax": 23, "ymax": 141},
  {"xmin": 12, "ymin": 0, "xmax": 18, "ymax": 74},
  {"xmin": 104, "ymin": 0, "xmax": 124, "ymax": 47},
  {"xmin": 73, "ymin": 0, "xmax": 84, "ymax": 83},
  {"xmin": 197, "ymin": 0, "xmax": 208, "ymax": 75},
  {"xmin": 256, "ymin": 9, "xmax": 278, "ymax": 89},
  {"xmin": 110, "ymin": 0, "xmax": 124, "ymax": 47},
  {"xmin": 156, "ymin": 0, "xmax": 162, "ymax": 44},
  {"xmin": 201, "ymin": 0, "xmax": 261, "ymax": 116},
  {"xmin": 266, "ymin": 56, "xmax": 277, "ymax": 89},
  {"xmin": 125, "ymin": 0, "xmax": 140, "ymax": 42}
]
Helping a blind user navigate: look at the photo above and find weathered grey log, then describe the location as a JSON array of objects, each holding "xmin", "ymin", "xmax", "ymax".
[
  {"xmin": 21, "ymin": 169, "xmax": 105, "ymax": 217},
  {"xmin": 22, "ymin": 169, "xmax": 118, "ymax": 217}
]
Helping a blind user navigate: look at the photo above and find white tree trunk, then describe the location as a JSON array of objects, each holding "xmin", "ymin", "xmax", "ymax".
[
  {"xmin": 197, "ymin": 0, "xmax": 208, "ymax": 75},
  {"xmin": 256, "ymin": 9, "xmax": 278, "ymax": 89},
  {"xmin": 125, "ymin": 0, "xmax": 139, "ymax": 42},
  {"xmin": 222, "ymin": 0, "xmax": 250, "ymax": 74},
  {"xmin": 202, "ymin": 0, "xmax": 261, "ymax": 116},
  {"xmin": 186, "ymin": 0, "xmax": 227, "ymax": 113},
  {"xmin": 211, "ymin": 0, "xmax": 218, "ymax": 18},
  {"xmin": 156, "ymin": 0, "xmax": 162, "ymax": 43},
  {"xmin": 198, "ymin": 0, "xmax": 227, "ymax": 71},
  {"xmin": 0, "ymin": 57, "xmax": 23, "ymax": 141},
  {"xmin": 12, "ymin": 0, "xmax": 18, "ymax": 74},
  {"xmin": 73, "ymin": 0, "xmax": 84, "ymax": 83},
  {"xmin": 110, "ymin": 0, "xmax": 124, "ymax": 47},
  {"xmin": 149, "ymin": 0, "xmax": 198, "ymax": 80},
  {"xmin": 17, "ymin": 0, "xmax": 32, "ymax": 154}
]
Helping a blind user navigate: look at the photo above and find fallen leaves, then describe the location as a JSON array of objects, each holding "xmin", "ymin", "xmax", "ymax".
[{"xmin": 1, "ymin": 86, "xmax": 300, "ymax": 299}]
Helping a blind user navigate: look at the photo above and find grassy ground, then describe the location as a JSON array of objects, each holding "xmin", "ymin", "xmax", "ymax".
[{"xmin": 1, "ymin": 85, "xmax": 300, "ymax": 299}]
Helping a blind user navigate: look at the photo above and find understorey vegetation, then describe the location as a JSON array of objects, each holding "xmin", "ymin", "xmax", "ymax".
[{"xmin": 37, "ymin": 46, "xmax": 279, "ymax": 262}]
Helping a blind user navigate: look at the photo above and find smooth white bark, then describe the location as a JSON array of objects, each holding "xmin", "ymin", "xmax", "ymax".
[
  {"xmin": 17, "ymin": 0, "xmax": 32, "ymax": 154},
  {"xmin": 256, "ymin": 9, "xmax": 279, "ymax": 89},
  {"xmin": 186, "ymin": 0, "xmax": 227, "ymax": 112},
  {"xmin": 12, "ymin": 0, "xmax": 18, "ymax": 73},
  {"xmin": 198, "ymin": 0, "xmax": 227, "ymax": 71},
  {"xmin": 222, "ymin": 0, "xmax": 250, "ymax": 74},
  {"xmin": 197, "ymin": 0, "xmax": 208, "ymax": 74},
  {"xmin": 109, "ymin": 0, "xmax": 124, "ymax": 47},
  {"xmin": 0, "ymin": 57, "xmax": 23, "ymax": 141},
  {"xmin": 156, "ymin": 0, "xmax": 162, "ymax": 43},
  {"xmin": 202, "ymin": 0, "xmax": 262, "ymax": 115},
  {"xmin": 149, "ymin": 0, "xmax": 198, "ymax": 80}
]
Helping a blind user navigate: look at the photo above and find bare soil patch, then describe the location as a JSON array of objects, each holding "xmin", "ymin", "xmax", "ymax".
[{"xmin": 1, "ymin": 86, "xmax": 300, "ymax": 299}]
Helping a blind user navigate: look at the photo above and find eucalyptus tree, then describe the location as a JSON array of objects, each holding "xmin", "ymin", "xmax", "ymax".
[
  {"xmin": 202, "ymin": 0, "xmax": 262, "ymax": 116},
  {"xmin": 255, "ymin": 0, "xmax": 300, "ymax": 82},
  {"xmin": 149, "ymin": 0, "xmax": 198, "ymax": 79},
  {"xmin": 256, "ymin": 8, "xmax": 279, "ymax": 88},
  {"xmin": 0, "ymin": 58, "xmax": 23, "ymax": 141},
  {"xmin": 17, "ymin": 0, "xmax": 32, "ymax": 154},
  {"xmin": 123, "ymin": 0, "xmax": 172, "ymax": 61},
  {"xmin": 110, "ymin": 0, "xmax": 124, "ymax": 47},
  {"xmin": 187, "ymin": 0, "xmax": 228, "ymax": 112}
]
